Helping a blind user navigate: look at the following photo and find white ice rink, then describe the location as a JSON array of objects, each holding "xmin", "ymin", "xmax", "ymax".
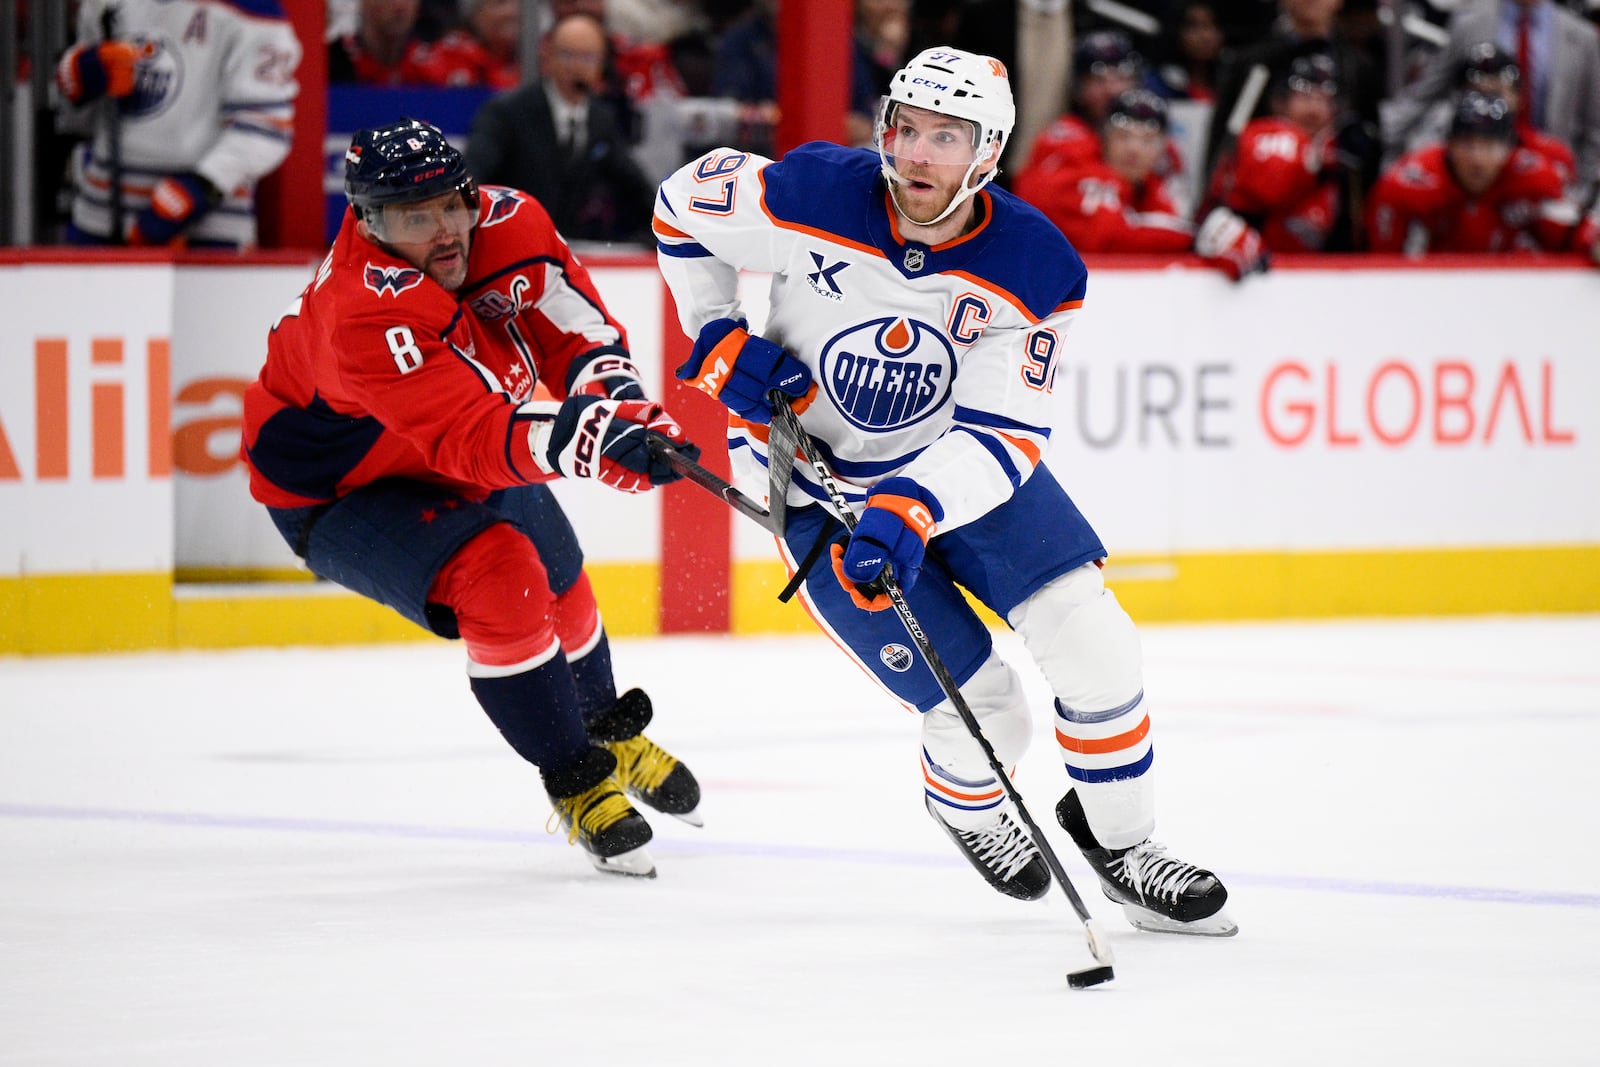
[{"xmin": 3, "ymin": 615, "xmax": 1598, "ymax": 1065}]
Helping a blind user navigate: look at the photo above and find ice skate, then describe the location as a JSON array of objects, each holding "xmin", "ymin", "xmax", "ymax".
[
  {"xmin": 927, "ymin": 797, "xmax": 1051, "ymax": 901},
  {"xmin": 545, "ymin": 747, "xmax": 656, "ymax": 878},
  {"xmin": 548, "ymin": 773, "xmax": 656, "ymax": 878},
  {"xmin": 593, "ymin": 689, "xmax": 703, "ymax": 827},
  {"xmin": 1056, "ymin": 790, "xmax": 1236, "ymax": 935}
]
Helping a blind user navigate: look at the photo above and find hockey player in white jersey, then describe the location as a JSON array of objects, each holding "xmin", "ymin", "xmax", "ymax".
[
  {"xmin": 655, "ymin": 47, "xmax": 1235, "ymax": 935},
  {"xmin": 55, "ymin": 0, "xmax": 301, "ymax": 249}
]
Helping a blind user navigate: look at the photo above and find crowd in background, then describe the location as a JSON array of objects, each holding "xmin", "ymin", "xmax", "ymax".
[{"xmin": 34, "ymin": 0, "xmax": 1600, "ymax": 261}]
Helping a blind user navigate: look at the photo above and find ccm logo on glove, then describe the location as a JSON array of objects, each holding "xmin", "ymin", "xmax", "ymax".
[
  {"xmin": 677, "ymin": 317, "xmax": 815, "ymax": 425},
  {"xmin": 832, "ymin": 477, "xmax": 944, "ymax": 611}
]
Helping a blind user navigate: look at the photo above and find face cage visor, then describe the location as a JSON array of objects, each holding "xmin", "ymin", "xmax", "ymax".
[
  {"xmin": 875, "ymin": 98, "xmax": 997, "ymax": 227},
  {"xmin": 363, "ymin": 183, "xmax": 480, "ymax": 245}
]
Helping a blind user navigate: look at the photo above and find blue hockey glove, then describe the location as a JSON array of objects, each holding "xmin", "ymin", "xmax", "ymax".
[
  {"xmin": 532, "ymin": 396, "xmax": 700, "ymax": 493},
  {"xmin": 566, "ymin": 347, "xmax": 647, "ymax": 401},
  {"xmin": 676, "ymin": 317, "xmax": 815, "ymax": 425},
  {"xmin": 129, "ymin": 173, "xmax": 220, "ymax": 247},
  {"xmin": 55, "ymin": 39, "xmax": 143, "ymax": 104},
  {"xmin": 830, "ymin": 478, "xmax": 943, "ymax": 611}
]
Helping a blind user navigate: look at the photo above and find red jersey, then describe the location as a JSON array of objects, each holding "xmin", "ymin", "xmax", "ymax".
[
  {"xmin": 1015, "ymin": 161, "xmax": 1192, "ymax": 253},
  {"xmin": 1366, "ymin": 143, "xmax": 1597, "ymax": 254},
  {"xmin": 1204, "ymin": 117, "xmax": 1340, "ymax": 252},
  {"xmin": 329, "ymin": 35, "xmax": 439, "ymax": 86},
  {"xmin": 413, "ymin": 30, "xmax": 518, "ymax": 89},
  {"xmin": 1019, "ymin": 114, "xmax": 1186, "ymax": 188},
  {"xmin": 242, "ymin": 186, "xmax": 629, "ymax": 508},
  {"xmin": 1521, "ymin": 128, "xmax": 1576, "ymax": 189}
]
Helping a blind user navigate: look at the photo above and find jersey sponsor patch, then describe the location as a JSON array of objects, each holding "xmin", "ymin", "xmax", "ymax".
[
  {"xmin": 363, "ymin": 263, "xmax": 425, "ymax": 297},
  {"xmin": 820, "ymin": 317, "xmax": 955, "ymax": 432}
]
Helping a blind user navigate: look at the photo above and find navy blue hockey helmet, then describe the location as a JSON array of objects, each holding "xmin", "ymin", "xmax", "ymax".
[
  {"xmin": 1105, "ymin": 88, "xmax": 1169, "ymax": 132},
  {"xmin": 1275, "ymin": 49, "xmax": 1340, "ymax": 98},
  {"xmin": 1459, "ymin": 42, "xmax": 1520, "ymax": 89},
  {"xmin": 343, "ymin": 118, "xmax": 476, "ymax": 220},
  {"xmin": 1450, "ymin": 90, "xmax": 1516, "ymax": 142},
  {"xmin": 1074, "ymin": 31, "xmax": 1142, "ymax": 79}
]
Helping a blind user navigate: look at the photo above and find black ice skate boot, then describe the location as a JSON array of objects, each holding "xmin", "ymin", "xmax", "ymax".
[
  {"xmin": 545, "ymin": 746, "xmax": 656, "ymax": 878},
  {"xmin": 1056, "ymin": 789, "xmax": 1236, "ymax": 936},
  {"xmin": 926, "ymin": 797, "xmax": 1052, "ymax": 901},
  {"xmin": 589, "ymin": 689, "xmax": 703, "ymax": 827}
]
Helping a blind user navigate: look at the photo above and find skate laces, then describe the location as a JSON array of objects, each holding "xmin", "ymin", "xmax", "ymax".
[
  {"xmin": 961, "ymin": 816, "xmax": 1042, "ymax": 882},
  {"xmin": 606, "ymin": 734, "xmax": 677, "ymax": 793},
  {"xmin": 546, "ymin": 779, "xmax": 636, "ymax": 844},
  {"xmin": 1110, "ymin": 842, "xmax": 1207, "ymax": 905}
]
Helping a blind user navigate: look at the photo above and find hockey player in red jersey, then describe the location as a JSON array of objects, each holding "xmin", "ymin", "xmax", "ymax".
[
  {"xmin": 1201, "ymin": 50, "xmax": 1345, "ymax": 255},
  {"xmin": 242, "ymin": 119, "xmax": 704, "ymax": 878},
  {"xmin": 1017, "ymin": 31, "xmax": 1144, "ymax": 182},
  {"xmin": 656, "ymin": 48, "xmax": 1235, "ymax": 935},
  {"xmin": 1367, "ymin": 92, "xmax": 1600, "ymax": 257},
  {"xmin": 1015, "ymin": 89, "xmax": 1193, "ymax": 254}
]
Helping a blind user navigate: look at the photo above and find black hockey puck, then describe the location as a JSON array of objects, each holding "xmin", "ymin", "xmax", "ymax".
[{"xmin": 1067, "ymin": 965, "xmax": 1116, "ymax": 989}]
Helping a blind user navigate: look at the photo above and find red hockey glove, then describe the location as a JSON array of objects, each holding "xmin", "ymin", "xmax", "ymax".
[
  {"xmin": 56, "ymin": 40, "xmax": 143, "ymax": 104},
  {"xmin": 129, "ymin": 174, "xmax": 220, "ymax": 246},
  {"xmin": 1195, "ymin": 207, "xmax": 1268, "ymax": 282},
  {"xmin": 831, "ymin": 478, "xmax": 943, "ymax": 611},
  {"xmin": 565, "ymin": 347, "xmax": 647, "ymax": 401},
  {"xmin": 676, "ymin": 317, "xmax": 815, "ymax": 425},
  {"xmin": 531, "ymin": 395, "xmax": 700, "ymax": 493}
]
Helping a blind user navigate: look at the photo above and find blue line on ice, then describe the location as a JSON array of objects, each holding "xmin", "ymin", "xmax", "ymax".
[{"xmin": 4, "ymin": 801, "xmax": 1596, "ymax": 911}]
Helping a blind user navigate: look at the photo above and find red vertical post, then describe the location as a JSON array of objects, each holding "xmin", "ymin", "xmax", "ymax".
[
  {"xmin": 658, "ymin": 291, "xmax": 733, "ymax": 633},
  {"xmin": 776, "ymin": 0, "xmax": 855, "ymax": 154},
  {"xmin": 257, "ymin": 0, "xmax": 326, "ymax": 250}
]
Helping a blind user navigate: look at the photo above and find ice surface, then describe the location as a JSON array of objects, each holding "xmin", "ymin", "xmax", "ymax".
[{"xmin": 2, "ymin": 616, "xmax": 1597, "ymax": 1065}]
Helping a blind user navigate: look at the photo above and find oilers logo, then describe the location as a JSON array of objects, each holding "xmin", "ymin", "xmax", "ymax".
[
  {"xmin": 121, "ymin": 36, "xmax": 181, "ymax": 118},
  {"xmin": 879, "ymin": 644, "xmax": 914, "ymax": 673},
  {"xmin": 820, "ymin": 317, "xmax": 954, "ymax": 431}
]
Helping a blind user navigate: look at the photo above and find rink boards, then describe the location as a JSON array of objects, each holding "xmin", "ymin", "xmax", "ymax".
[{"xmin": 1, "ymin": 250, "xmax": 1596, "ymax": 653}]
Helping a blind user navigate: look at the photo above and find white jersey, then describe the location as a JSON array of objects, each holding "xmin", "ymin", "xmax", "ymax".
[
  {"xmin": 66, "ymin": 0, "xmax": 301, "ymax": 247},
  {"xmin": 655, "ymin": 143, "xmax": 1088, "ymax": 533}
]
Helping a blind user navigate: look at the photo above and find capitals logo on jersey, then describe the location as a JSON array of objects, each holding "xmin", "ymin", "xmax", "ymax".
[
  {"xmin": 480, "ymin": 186, "xmax": 524, "ymax": 228},
  {"xmin": 364, "ymin": 263, "xmax": 425, "ymax": 297},
  {"xmin": 820, "ymin": 317, "xmax": 955, "ymax": 431}
]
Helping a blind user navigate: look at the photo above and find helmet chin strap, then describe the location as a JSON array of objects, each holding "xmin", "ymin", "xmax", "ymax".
[{"xmin": 878, "ymin": 142, "xmax": 999, "ymax": 229}]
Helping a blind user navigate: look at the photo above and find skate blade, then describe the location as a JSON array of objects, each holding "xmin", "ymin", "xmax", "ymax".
[
  {"xmin": 590, "ymin": 845, "xmax": 658, "ymax": 879},
  {"xmin": 669, "ymin": 807, "xmax": 704, "ymax": 828},
  {"xmin": 1122, "ymin": 904, "xmax": 1238, "ymax": 937}
]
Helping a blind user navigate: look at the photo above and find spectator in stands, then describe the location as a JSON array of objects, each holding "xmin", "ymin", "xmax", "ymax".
[
  {"xmin": 1367, "ymin": 90, "xmax": 1599, "ymax": 258},
  {"xmin": 1015, "ymin": 89, "xmax": 1195, "ymax": 254},
  {"xmin": 1391, "ymin": 43, "xmax": 1576, "ymax": 188},
  {"xmin": 1145, "ymin": 0, "xmax": 1225, "ymax": 102},
  {"xmin": 1382, "ymin": 0, "xmax": 1600, "ymax": 202},
  {"xmin": 1019, "ymin": 31, "xmax": 1145, "ymax": 181},
  {"xmin": 1203, "ymin": 0, "xmax": 1382, "ymax": 243},
  {"xmin": 329, "ymin": 0, "xmax": 437, "ymax": 85},
  {"xmin": 54, "ymin": 0, "xmax": 299, "ymax": 249},
  {"xmin": 465, "ymin": 13, "xmax": 655, "ymax": 245},
  {"xmin": 422, "ymin": 0, "xmax": 520, "ymax": 88},
  {"xmin": 1200, "ymin": 49, "xmax": 1346, "ymax": 253}
]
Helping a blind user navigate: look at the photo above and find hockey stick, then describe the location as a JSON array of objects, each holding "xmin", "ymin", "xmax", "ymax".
[
  {"xmin": 646, "ymin": 432, "xmax": 785, "ymax": 534},
  {"xmin": 100, "ymin": 3, "xmax": 125, "ymax": 245},
  {"xmin": 767, "ymin": 397, "xmax": 1116, "ymax": 985}
]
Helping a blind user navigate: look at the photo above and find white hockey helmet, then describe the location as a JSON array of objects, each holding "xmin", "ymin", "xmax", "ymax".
[{"xmin": 877, "ymin": 47, "xmax": 1016, "ymax": 225}]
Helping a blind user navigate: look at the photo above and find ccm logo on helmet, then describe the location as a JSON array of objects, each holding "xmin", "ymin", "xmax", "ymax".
[{"xmin": 910, "ymin": 77, "xmax": 950, "ymax": 90}]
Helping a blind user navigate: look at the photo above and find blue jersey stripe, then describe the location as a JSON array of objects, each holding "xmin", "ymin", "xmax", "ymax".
[{"xmin": 1065, "ymin": 748, "xmax": 1155, "ymax": 784}]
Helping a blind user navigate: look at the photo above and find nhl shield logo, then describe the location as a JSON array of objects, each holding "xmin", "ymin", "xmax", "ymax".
[
  {"xmin": 879, "ymin": 643, "xmax": 914, "ymax": 672},
  {"xmin": 903, "ymin": 247, "xmax": 926, "ymax": 272}
]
